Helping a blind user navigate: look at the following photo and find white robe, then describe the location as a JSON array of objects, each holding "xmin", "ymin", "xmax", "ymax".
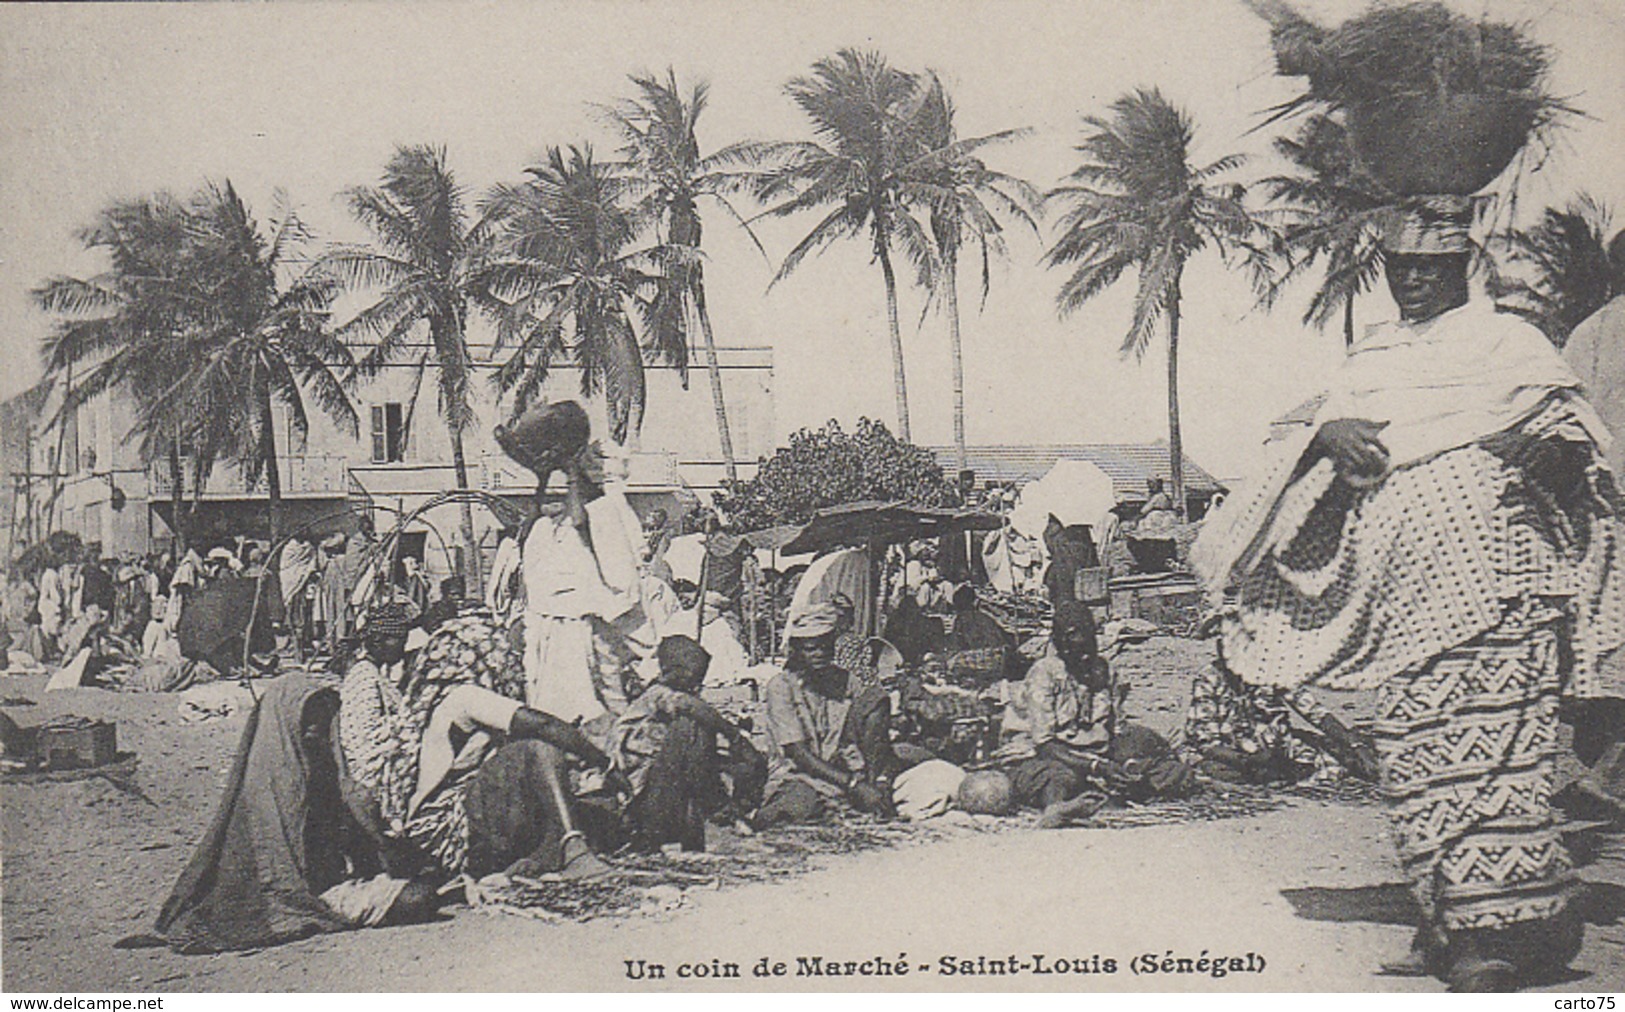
[{"xmin": 521, "ymin": 487, "xmax": 646, "ymax": 722}]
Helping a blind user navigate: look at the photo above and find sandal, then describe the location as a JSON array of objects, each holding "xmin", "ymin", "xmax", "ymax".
[{"xmin": 1448, "ymin": 957, "xmax": 1519, "ymax": 993}]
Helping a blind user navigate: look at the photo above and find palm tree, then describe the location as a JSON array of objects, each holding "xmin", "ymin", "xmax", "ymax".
[
  {"xmin": 36, "ymin": 185, "xmax": 355, "ymax": 547},
  {"xmin": 751, "ymin": 49, "xmax": 938, "ymax": 443},
  {"xmin": 1489, "ymin": 194, "xmax": 1623, "ymax": 347},
  {"xmin": 34, "ymin": 194, "xmax": 208, "ymax": 549},
  {"xmin": 165, "ymin": 182, "xmax": 356, "ymax": 546},
  {"xmin": 322, "ymin": 145, "xmax": 485, "ymax": 593},
  {"xmin": 1044, "ymin": 88, "xmax": 1267, "ymax": 519},
  {"xmin": 474, "ymin": 144, "xmax": 687, "ymax": 445},
  {"xmin": 604, "ymin": 69, "xmax": 766, "ymax": 483},
  {"xmin": 1257, "ymin": 113, "xmax": 1388, "ymax": 347},
  {"xmin": 904, "ymin": 73, "xmax": 1038, "ymax": 472}
]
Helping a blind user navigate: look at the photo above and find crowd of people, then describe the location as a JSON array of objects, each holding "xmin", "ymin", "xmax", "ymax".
[
  {"xmin": 115, "ymin": 396, "xmax": 1387, "ymax": 959},
  {"xmin": 14, "ymin": 220, "xmax": 1624, "ymax": 994}
]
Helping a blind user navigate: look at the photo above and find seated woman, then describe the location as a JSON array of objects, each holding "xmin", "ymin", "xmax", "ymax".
[
  {"xmin": 135, "ymin": 674, "xmax": 443, "ymax": 953},
  {"xmin": 337, "ymin": 601, "xmax": 625, "ymax": 882},
  {"xmin": 1177, "ymin": 661, "xmax": 1346, "ymax": 785},
  {"xmin": 1175, "ymin": 622, "xmax": 1379, "ymax": 786}
]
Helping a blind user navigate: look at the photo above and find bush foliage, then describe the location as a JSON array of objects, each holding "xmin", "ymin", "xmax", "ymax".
[{"xmin": 717, "ymin": 418, "xmax": 955, "ymax": 532}]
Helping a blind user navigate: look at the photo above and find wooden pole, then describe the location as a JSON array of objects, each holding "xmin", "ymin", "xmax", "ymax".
[{"xmin": 695, "ymin": 534, "xmax": 709, "ymax": 640}]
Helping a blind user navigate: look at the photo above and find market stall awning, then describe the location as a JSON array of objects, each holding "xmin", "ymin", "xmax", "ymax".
[{"xmin": 774, "ymin": 500, "xmax": 1001, "ymax": 557}]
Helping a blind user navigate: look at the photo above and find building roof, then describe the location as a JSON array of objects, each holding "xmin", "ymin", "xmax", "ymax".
[{"xmin": 928, "ymin": 442, "xmax": 1226, "ymax": 501}]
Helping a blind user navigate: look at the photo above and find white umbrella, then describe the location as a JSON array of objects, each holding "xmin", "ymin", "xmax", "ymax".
[{"xmin": 1009, "ymin": 459, "xmax": 1117, "ymax": 539}]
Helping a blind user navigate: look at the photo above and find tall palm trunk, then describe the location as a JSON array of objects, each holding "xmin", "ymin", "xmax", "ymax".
[
  {"xmin": 692, "ymin": 280, "xmax": 739, "ymax": 484},
  {"xmin": 624, "ymin": 323, "xmax": 647, "ymax": 449},
  {"xmin": 1166, "ymin": 281, "xmax": 1186, "ymax": 521},
  {"xmin": 258, "ymin": 387, "xmax": 283, "ymax": 546},
  {"xmin": 168, "ymin": 442, "xmax": 187, "ymax": 555},
  {"xmin": 874, "ymin": 235, "xmax": 911, "ymax": 443},
  {"xmin": 1343, "ymin": 295, "xmax": 1356, "ymax": 349},
  {"xmin": 448, "ymin": 424, "xmax": 482, "ymax": 599},
  {"xmin": 944, "ymin": 252, "xmax": 967, "ymax": 473}
]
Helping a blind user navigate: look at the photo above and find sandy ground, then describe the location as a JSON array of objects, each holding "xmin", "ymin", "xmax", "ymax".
[{"xmin": 4, "ymin": 637, "xmax": 1624, "ymax": 993}]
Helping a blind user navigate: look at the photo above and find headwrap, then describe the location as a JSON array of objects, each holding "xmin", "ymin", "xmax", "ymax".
[
  {"xmin": 1378, "ymin": 196, "xmax": 1474, "ymax": 255},
  {"xmin": 829, "ymin": 591, "xmax": 855, "ymax": 614},
  {"xmin": 361, "ymin": 600, "xmax": 415, "ymax": 641},
  {"xmin": 786, "ymin": 603, "xmax": 839, "ymax": 640},
  {"xmin": 1052, "ymin": 599, "xmax": 1097, "ymax": 656},
  {"xmin": 657, "ymin": 634, "xmax": 711, "ymax": 678}
]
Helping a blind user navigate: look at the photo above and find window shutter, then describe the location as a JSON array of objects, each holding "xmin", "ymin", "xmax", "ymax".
[
  {"xmin": 385, "ymin": 403, "xmax": 405, "ymax": 462},
  {"xmin": 370, "ymin": 405, "xmax": 386, "ymax": 463}
]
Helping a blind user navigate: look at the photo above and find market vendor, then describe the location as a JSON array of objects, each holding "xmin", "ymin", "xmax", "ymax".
[
  {"xmin": 613, "ymin": 635, "xmax": 766, "ymax": 851},
  {"xmin": 337, "ymin": 601, "xmax": 621, "ymax": 881},
  {"xmin": 997, "ymin": 601, "xmax": 1195, "ymax": 827},
  {"xmin": 756, "ymin": 604, "xmax": 901, "ymax": 825},
  {"xmin": 1176, "ymin": 658, "xmax": 1372, "ymax": 786}
]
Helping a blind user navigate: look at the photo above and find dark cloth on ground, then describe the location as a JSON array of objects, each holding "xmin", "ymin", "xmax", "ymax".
[
  {"xmin": 150, "ymin": 674, "xmax": 377, "ymax": 953},
  {"xmin": 110, "ymin": 656, "xmax": 220, "ymax": 693},
  {"xmin": 177, "ymin": 573, "xmax": 281, "ymax": 675},
  {"xmin": 754, "ymin": 778, "xmax": 827, "ymax": 827}
]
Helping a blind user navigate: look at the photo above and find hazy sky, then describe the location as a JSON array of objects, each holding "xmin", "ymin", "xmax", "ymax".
[{"xmin": 3, "ymin": 0, "xmax": 1622, "ymax": 479}]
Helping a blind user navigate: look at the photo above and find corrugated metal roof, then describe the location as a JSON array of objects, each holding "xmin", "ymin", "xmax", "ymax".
[{"xmin": 928, "ymin": 442, "xmax": 1226, "ymax": 500}]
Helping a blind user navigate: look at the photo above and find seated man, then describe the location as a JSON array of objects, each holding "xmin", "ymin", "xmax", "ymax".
[
  {"xmin": 998, "ymin": 601, "xmax": 1195, "ymax": 827},
  {"xmin": 613, "ymin": 635, "xmax": 766, "ymax": 851},
  {"xmin": 756, "ymin": 604, "xmax": 901, "ymax": 826}
]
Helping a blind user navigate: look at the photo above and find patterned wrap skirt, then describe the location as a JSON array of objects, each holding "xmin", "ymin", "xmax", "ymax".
[
  {"xmin": 1374, "ymin": 596, "xmax": 1574, "ymax": 933},
  {"xmin": 398, "ymin": 614, "xmax": 525, "ymax": 873}
]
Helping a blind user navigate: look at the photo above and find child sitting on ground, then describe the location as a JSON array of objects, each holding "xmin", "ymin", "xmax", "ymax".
[{"xmin": 613, "ymin": 635, "xmax": 766, "ymax": 851}]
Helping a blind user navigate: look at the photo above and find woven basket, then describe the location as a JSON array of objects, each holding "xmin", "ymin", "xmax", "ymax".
[{"xmin": 1348, "ymin": 92, "xmax": 1536, "ymax": 196}]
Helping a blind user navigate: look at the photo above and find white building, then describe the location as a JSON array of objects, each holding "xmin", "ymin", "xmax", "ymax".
[{"xmin": 1, "ymin": 344, "xmax": 773, "ymax": 577}]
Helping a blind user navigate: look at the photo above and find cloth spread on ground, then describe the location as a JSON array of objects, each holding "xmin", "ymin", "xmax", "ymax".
[{"xmin": 152, "ymin": 674, "xmax": 358, "ymax": 952}]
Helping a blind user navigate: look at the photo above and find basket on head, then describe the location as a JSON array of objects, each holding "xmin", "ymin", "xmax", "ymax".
[{"xmin": 493, "ymin": 401, "xmax": 590, "ymax": 481}]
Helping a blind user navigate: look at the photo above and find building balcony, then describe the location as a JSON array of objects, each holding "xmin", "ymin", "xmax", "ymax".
[{"xmin": 147, "ymin": 454, "xmax": 352, "ymax": 500}]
